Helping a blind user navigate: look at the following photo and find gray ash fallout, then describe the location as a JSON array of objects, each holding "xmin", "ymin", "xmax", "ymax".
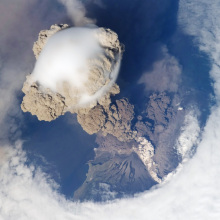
[
  {"xmin": 74, "ymin": 92, "xmax": 183, "ymax": 201},
  {"xmin": 21, "ymin": 24, "xmax": 184, "ymax": 201}
]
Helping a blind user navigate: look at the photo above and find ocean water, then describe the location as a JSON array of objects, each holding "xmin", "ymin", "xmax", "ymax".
[
  {"xmin": 168, "ymin": 32, "xmax": 214, "ymax": 126},
  {"xmin": 22, "ymin": 113, "xmax": 96, "ymax": 198},
  {"xmin": 21, "ymin": 0, "xmax": 213, "ymax": 199}
]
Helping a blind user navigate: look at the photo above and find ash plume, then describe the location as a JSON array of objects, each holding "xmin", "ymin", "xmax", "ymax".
[
  {"xmin": 59, "ymin": 0, "xmax": 95, "ymax": 26},
  {"xmin": 21, "ymin": 24, "xmax": 124, "ymax": 121}
]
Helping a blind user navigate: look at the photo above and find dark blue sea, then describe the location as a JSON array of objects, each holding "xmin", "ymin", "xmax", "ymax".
[{"xmin": 21, "ymin": 0, "xmax": 213, "ymax": 199}]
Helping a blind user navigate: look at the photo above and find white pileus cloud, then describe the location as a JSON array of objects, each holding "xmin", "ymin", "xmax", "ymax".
[
  {"xmin": 31, "ymin": 27, "xmax": 104, "ymax": 106},
  {"xmin": 25, "ymin": 26, "xmax": 122, "ymax": 111},
  {"xmin": 1, "ymin": 0, "xmax": 220, "ymax": 220},
  {"xmin": 32, "ymin": 28, "xmax": 102, "ymax": 90}
]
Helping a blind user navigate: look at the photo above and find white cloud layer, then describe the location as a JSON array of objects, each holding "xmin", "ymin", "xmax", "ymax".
[
  {"xmin": 175, "ymin": 110, "xmax": 200, "ymax": 160},
  {"xmin": 0, "ymin": 143, "xmax": 79, "ymax": 220},
  {"xmin": 1, "ymin": 0, "xmax": 220, "ymax": 219}
]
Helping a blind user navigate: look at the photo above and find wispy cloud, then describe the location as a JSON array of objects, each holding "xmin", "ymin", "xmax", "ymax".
[
  {"xmin": 1, "ymin": 0, "xmax": 220, "ymax": 219},
  {"xmin": 0, "ymin": 0, "xmax": 65, "ymax": 141},
  {"xmin": 0, "ymin": 143, "xmax": 80, "ymax": 220},
  {"xmin": 138, "ymin": 45, "xmax": 182, "ymax": 92},
  {"xmin": 178, "ymin": 0, "xmax": 220, "ymax": 98},
  {"xmin": 59, "ymin": 0, "xmax": 95, "ymax": 26},
  {"xmin": 175, "ymin": 110, "xmax": 201, "ymax": 160}
]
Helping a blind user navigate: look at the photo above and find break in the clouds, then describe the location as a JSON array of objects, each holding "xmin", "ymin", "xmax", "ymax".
[
  {"xmin": 1, "ymin": 0, "xmax": 220, "ymax": 219},
  {"xmin": 0, "ymin": 107, "xmax": 218, "ymax": 220},
  {"xmin": 138, "ymin": 46, "xmax": 182, "ymax": 92}
]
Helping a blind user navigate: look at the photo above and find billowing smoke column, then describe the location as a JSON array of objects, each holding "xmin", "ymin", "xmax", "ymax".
[
  {"xmin": 21, "ymin": 24, "xmax": 124, "ymax": 121},
  {"xmin": 32, "ymin": 28, "xmax": 103, "ymax": 94},
  {"xmin": 58, "ymin": 0, "xmax": 95, "ymax": 26}
]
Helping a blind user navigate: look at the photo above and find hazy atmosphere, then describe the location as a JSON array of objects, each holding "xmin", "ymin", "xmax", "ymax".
[{"xmin": 0, "ymin": 0, "xmax": 220, "ymax": 219}]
